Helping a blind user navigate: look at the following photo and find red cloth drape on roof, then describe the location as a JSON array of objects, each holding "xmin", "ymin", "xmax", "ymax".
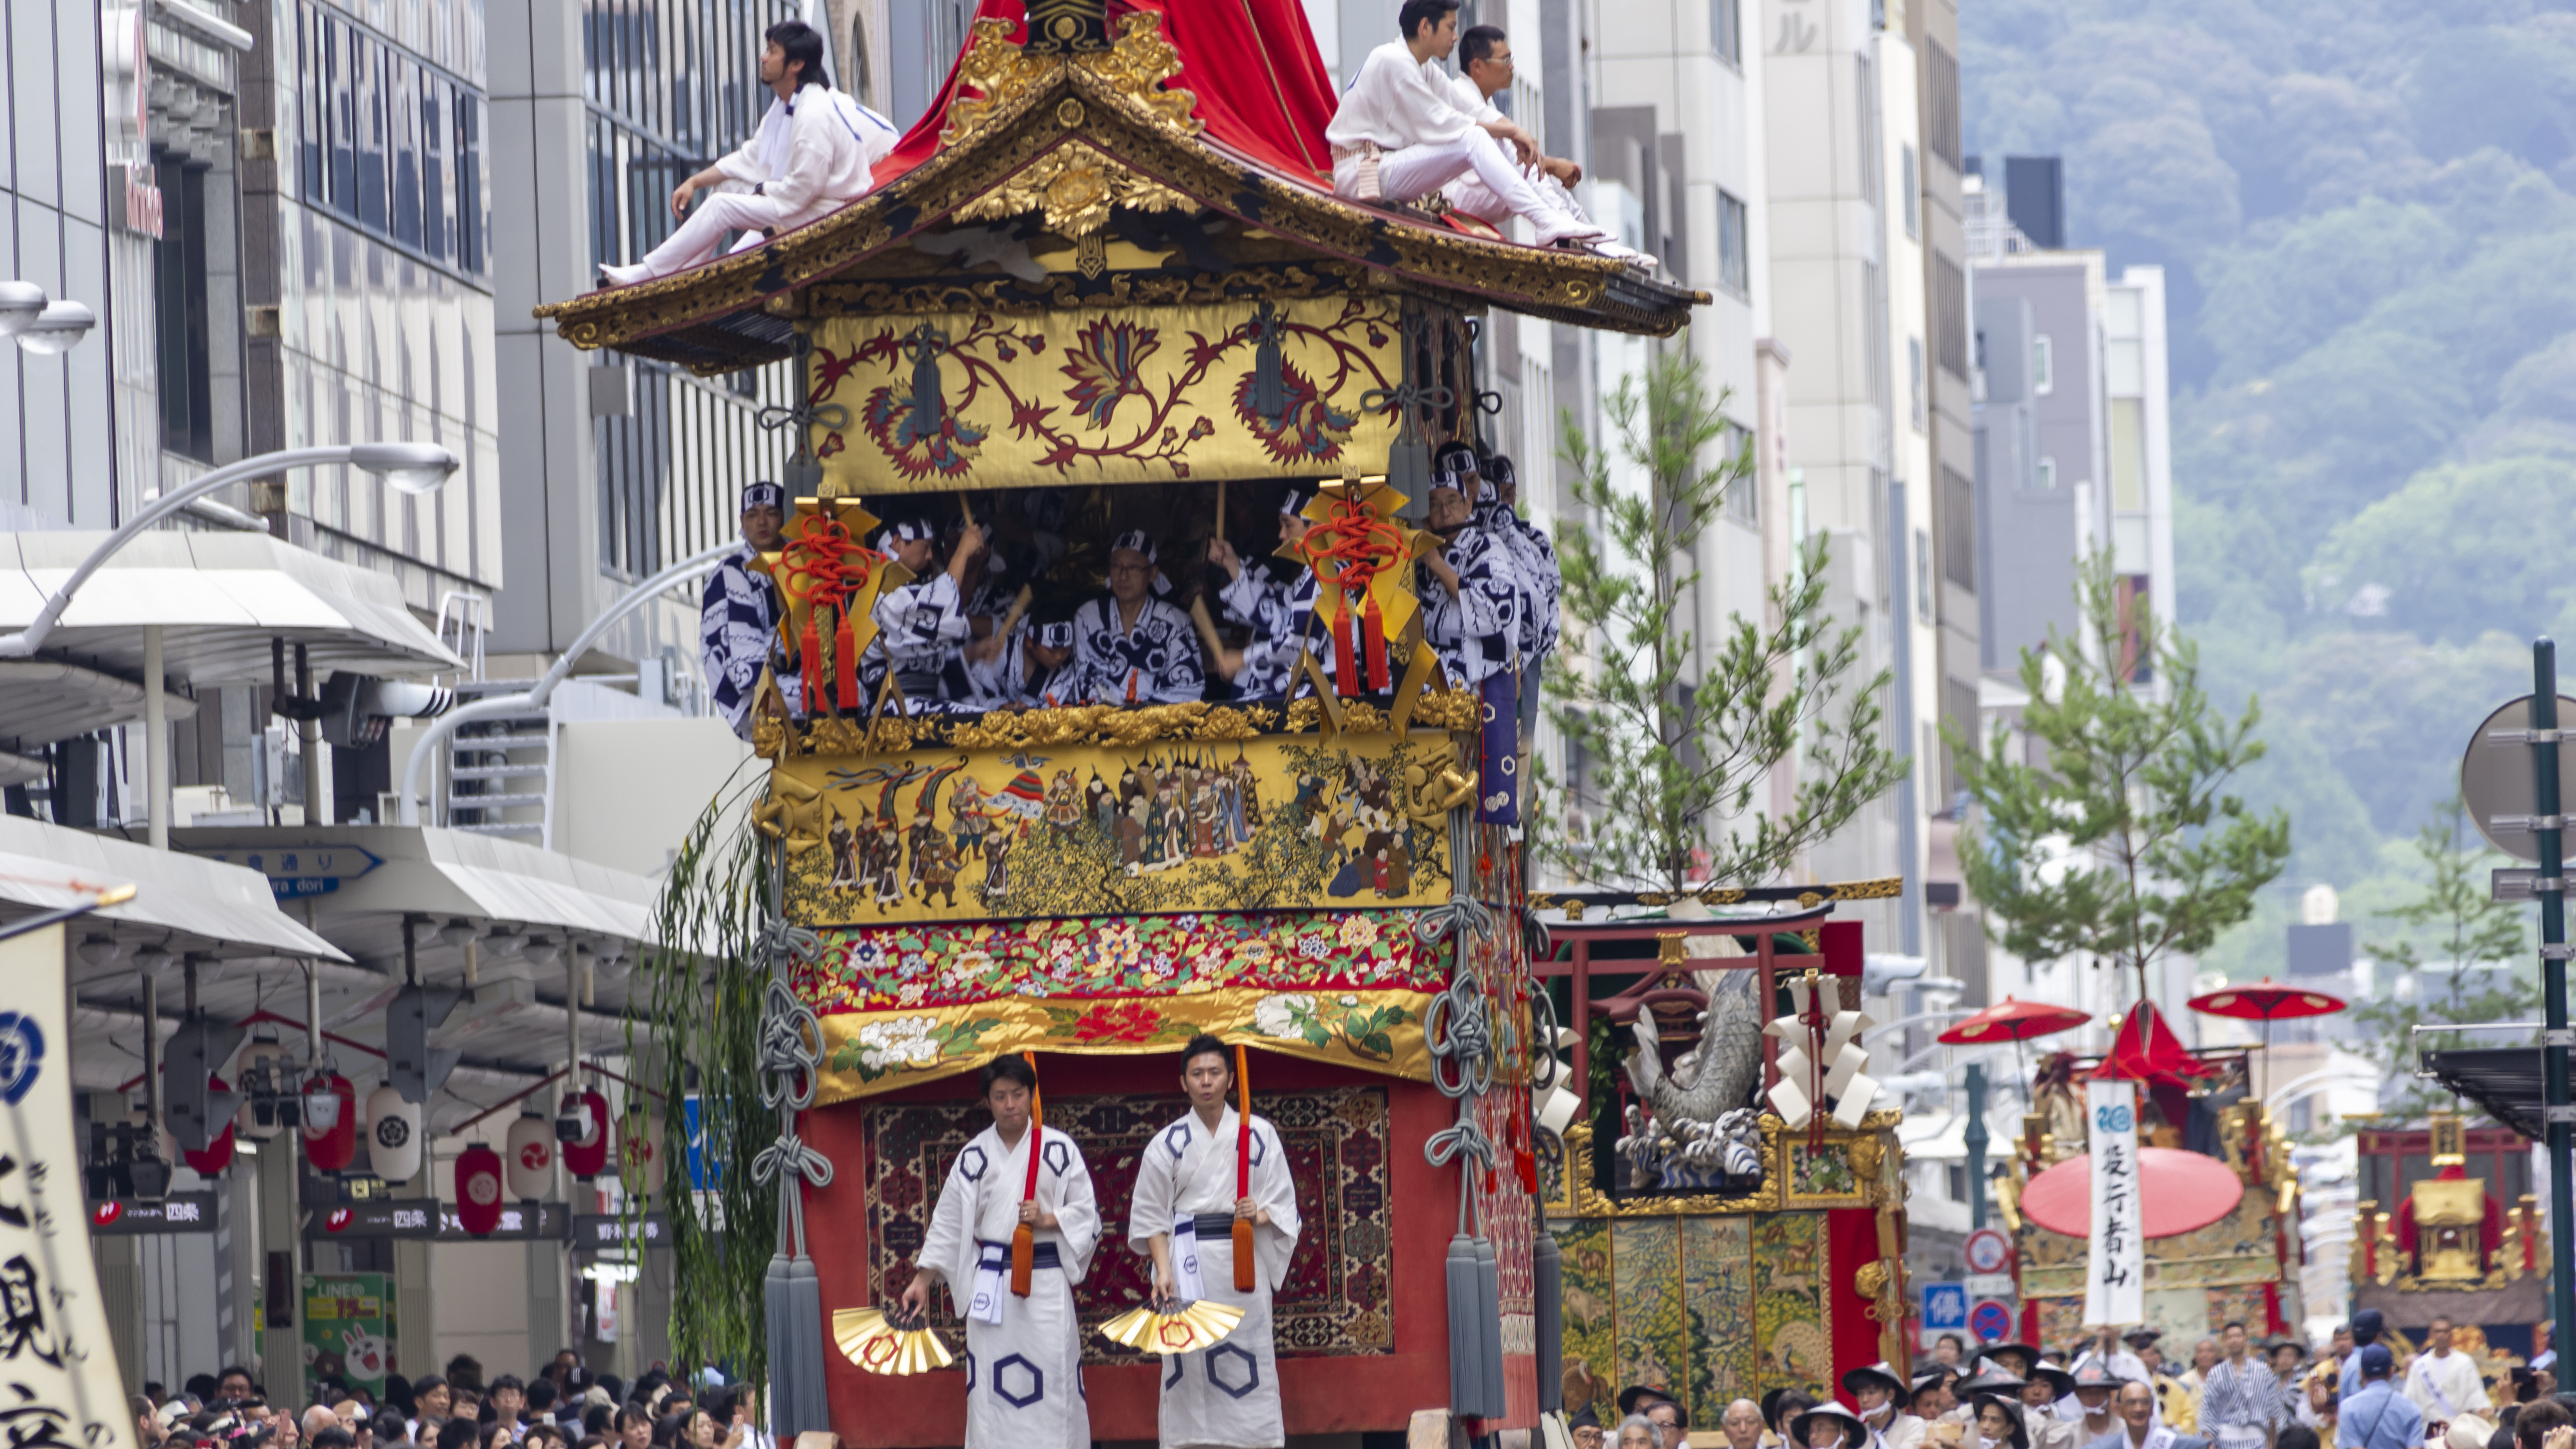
[
  {"xmin": 873, "ymin": 0, "xmax": 1340, "ymax": 190},
  {"xmin": 2085, "ymin": 999, "xmax": 2217, "ymax": 1087}
]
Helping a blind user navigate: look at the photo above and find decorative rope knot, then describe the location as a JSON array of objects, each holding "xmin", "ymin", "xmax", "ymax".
[
  {"xmin": 758, "ymin": 980, "xmax": 822, "ymax": 1112},
  {"xmin": 778, "ymin": 511, "xmax": 889, "ymax": 714},
  {"xmin": 750, "ymin": 1128, "xmax": 835, "ymax": 1190},
  {"xmin": 1302, "ymin": 494, "xmax": 1410, "ymax": 695},
  {"xmin": 1425, "ymin": 966, "xmax": 1495, "ymax": 1099},
  {"xmin": 1413, "ymin": 895, "xmax": 1496, "ymax": 947},
  {"xmin": 1424, "ymin": 1109, "xmax": 1495, "ymax": 1176},
  {"xmin": 762, "ymin": 920, "xmax": 824, "ymax": 970}
]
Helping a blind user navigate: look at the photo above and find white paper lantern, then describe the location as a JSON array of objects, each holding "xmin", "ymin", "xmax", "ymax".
[
  {"xmin": 365, "ymin": 1084, "xmax": 423, "ymax": 1184},
  {"xmin": 618, "ymin": 1110, "xmax": 666, "ymax": 1199},
  {"xmin": 504, "ymin": 1112, "xmax": 557, "ymax": 1200}
]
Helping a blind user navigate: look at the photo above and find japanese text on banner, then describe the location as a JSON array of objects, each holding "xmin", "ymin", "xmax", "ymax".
[
  {"xmin": 0, "ymin": 925, "xmax": 141, "ymax": 1449},
  {"xmin": 2084, "ymin": 1077, "xmax": 2143, "ymax": 1328}
]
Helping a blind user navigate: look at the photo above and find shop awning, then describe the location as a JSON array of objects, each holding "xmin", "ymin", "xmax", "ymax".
[
  {"xmin": 0, "ymin": 657, "xmax": 198, "ymax": 754},
  {"xmin": 2420, "ymin": 1046, "xmax": 2545, "ymax": 1139},
  {"xmin": 0, "ymin": 816, "xmax": 344, "ymax": 960},
  {"xmin": 0, "ymin": 531, "xmax": 462, "ymax": 683}
]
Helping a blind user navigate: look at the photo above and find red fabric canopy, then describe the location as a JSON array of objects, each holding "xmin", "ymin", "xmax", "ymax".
[
  {"xmin": 2185, "ymin": 979, "xmax": 2346, "ymax": 1022},
  {"xmin": 2019, "ymin": 1146, "xmax": 2245, "ymax": 1239},
  {"xmin": 875, "ymin": 0, "xmax": 1341, "ymax": 190},
  {"xmin": 1936, "ymin": 995, "xmax": 2090, "ymax": 1046},
  {"xmin": 2085, "ymin": 999, "xmax": 2218, "ymax": 1086}
]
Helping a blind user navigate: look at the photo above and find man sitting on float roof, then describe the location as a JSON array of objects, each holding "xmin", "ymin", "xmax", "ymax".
[
  {"xmin": 1072, "ymin": 531, "xmax": 1205, "ymax": 706},
  {"xmin": 1443, "ymin": 24, "xmax": 1653, "ymax": 268},
  {"xmin": 597, "ymin": 21, "xmax": 896, "ymax": 286},
  {"xmin": 1325, "ymin": 0, "xmax": 1615, "ymax": 252}
]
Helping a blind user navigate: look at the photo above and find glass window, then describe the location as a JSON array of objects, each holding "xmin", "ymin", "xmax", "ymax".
[
  {"xmin": 1711, "ymin": 0, "xmax": 1740, "ymax": 66},
  {"xmin": 1717, "ymin": 190, "xmax": 1748, "ymax": 298},
  {"xmin": 2032, "ymin": 334, "xmax": 2054, "ymax": 395},
  {"xmin": 2034, "ymin": 456, "xmax": 2057, "ymax": 491},
  {"xmin": 1901, "ymin": 144, "xmax": 1918, "ymax": 239},
  {"xmin": 1909, "ymin": 336, "xmax": 1924, "ymax": 431}
]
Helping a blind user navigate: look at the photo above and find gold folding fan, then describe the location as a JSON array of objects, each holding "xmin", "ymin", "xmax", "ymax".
[
  {"xmin": 1098, "ymin": 1298, "xmax": 1246, "ymax": 1356},
  {"xmin": 832, "ymin": 1305, "xmax": 957, "ymax": 1376}
]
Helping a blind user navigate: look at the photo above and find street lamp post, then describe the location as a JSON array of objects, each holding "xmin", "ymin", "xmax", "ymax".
[
  {"xmin": 0, "ymin": 441, "xmax": 461, "ymax": 846},
  {"xmin": 398, "ymin": 540, "xmax": 738, "ymax": 826}
]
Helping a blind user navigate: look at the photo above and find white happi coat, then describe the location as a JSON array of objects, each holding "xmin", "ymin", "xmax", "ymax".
[
  {"xmin": 1127, "ymin": 1107, "xmax": 1302, "ymax": 1449},
  {"xmin": 916, "ymin": 1123, "xmax": 1100, "ymax": 1449}
]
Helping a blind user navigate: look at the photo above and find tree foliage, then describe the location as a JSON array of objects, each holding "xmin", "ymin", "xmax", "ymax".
[
  {"xmin": 1951, "ymin": 554, "xmax": 2292, "ymax": 1004},
  {"xmin": 1532, "ymin": 346, "xmax": 1904, "ymax": 895},
  {"xmin": 2349, "ymin": 795, "xmax": 2535, "ymax": 1126}
]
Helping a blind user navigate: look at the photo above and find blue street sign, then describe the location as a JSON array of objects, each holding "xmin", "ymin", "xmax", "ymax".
[
  {"xmin": 1922, "ymin": 1282, "xmax": 1968, "ymax": 1333},
  {"xmin": 1970, "ymin": 1298, "xmax": 2015, "ymax": 1343}
]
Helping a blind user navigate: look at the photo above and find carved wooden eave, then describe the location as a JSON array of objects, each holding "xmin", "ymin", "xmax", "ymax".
[{"xmin": 532, "ymin": 15, "xmax": 1707, "ymax": 375}]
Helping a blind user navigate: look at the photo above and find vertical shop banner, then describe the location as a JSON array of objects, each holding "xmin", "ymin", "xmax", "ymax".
[
  {"xmin": 0, "ymin": 924, "xmax": 143, "ymax": 1449},
  {"xmin": 2083, "ymin": 1078, "xmax": 2142, "ymax": 1328},
  {"xmin": 301, "ymin": 1273, "xmax": 396, "ymax": 1395}
]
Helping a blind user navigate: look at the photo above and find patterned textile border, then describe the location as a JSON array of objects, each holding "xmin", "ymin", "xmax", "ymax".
[
  {"xmin": 1553, "ymin": 1210, "xmax": 1825, "ymax": 1430},
  {"xmin": 802, "ymin": 910, "xmax": 1443, "ymax": 1104},
  {"xmin": 859, "ymin": 1085, "xmax": 1396, "ymax": 1361}
]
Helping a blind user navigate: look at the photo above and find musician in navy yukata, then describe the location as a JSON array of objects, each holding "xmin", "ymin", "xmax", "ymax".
[
  {"xmin": 1206, "ymin": 488, "xmax": 1332, "ymax": 701},
  {"xmin": 1416, "ymin": 462, "xmax": 1531, "ymax": 821},
  {"xmin": 863, "ymin": 517, "xmax": 984, "ymax": 711},
  {"xmin": 700, "ymin": 481, "xmax": 800, "ymax": 739},
  {"xmin": 1073, "ymin": 531, "xmax": 1206, "ymax": 705}
]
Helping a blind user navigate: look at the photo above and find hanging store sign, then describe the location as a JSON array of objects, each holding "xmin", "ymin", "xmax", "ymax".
[
  {"xmin": 310, "ymin": 1197, "xmax": 570, "ymax": 1241},
  {"xmin": 0, "ymin": 923, "xmax": 147, "ymax": 1449},
  {"xmin": 86, "ymin": 1192, "xmax": 218, "ymax": 1235}
]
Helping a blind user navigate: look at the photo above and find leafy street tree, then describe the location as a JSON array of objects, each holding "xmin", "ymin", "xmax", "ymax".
[
  {"xmin": 2350, "ymin": 795, "xmax": 2534, "ymax": 1125},
  {"xmin": 1533, "ymin": 346, "xmax": 1905, "ymax": 895},
  {"xmin": 1950, "ymin": 553, "xmax": 2292, "ymax": 1005}
]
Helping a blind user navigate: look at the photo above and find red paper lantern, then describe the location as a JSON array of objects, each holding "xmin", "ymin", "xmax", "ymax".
[
  {"xmin": 183, "ymin": 1077, "xmax": 236, "ymax": 1177},
  {"xmin": 561, "ymin": 1087, "xmax": 611, "ymax": 1179},
  {"xmin": 302, "ymin": 1073, "xmax": 357, "ymax": 1172},
  {"xmin": 455, "ymin": 1144, "xmax": 505, "ymax": 1236}
]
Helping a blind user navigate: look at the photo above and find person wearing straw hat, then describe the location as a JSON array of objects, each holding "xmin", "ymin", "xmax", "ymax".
[
  {"xmin": 1074, "ymin": 531, "xmax": 1206, "ymax": 707},
  {"xmin": 1128, "ymin": 1035, "xmax": 1300, "ymax": 1449},
  {"xmin": 899, "ymin": 1054, "xmax": 1099, "ymax": 1448},
  {"xmin": 1795, "ymin": 1402, "xmax": 1873, "ymax": 1449},
  {"xmin": 2020, "ymin": 1364, "xmax": 2082, "ymax": 1449},
  {"xmin": 1974, "ymin": 1395, "xmax": 2036, "ymax": 1449},
  {"xmin": 1849, "ymin": 1364, "xmax": 1923, "ymax": 1449}
]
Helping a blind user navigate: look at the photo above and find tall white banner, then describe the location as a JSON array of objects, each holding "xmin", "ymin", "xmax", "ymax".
[
  {"xmin": 0, "ymin": 925, "xmax": 142, "ymax": 1449},
  {"xmin": 2084, "ymin": 1078, "xmax": 2143, "ymax": 1328}
]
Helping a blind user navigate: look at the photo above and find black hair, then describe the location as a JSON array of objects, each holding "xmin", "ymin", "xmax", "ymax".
[
  {"xmin": 435, "ymin": 1426, "xmax": 476, "ymax": 1449},
  {"xmin": 186, "ymin": 1376, "xmax": 221, "ymax": 1403},
  {"xmin": 1179, "ymin": 1033, "xmax": 1231, "ymax": 1074},
  {"xmin": 614, "ymin": 1410, "xmax": 652, "ymax": 1435},
  {"xmin": 488, "ymin": 1378, "xmax": 524, "ymax": 1398},
  {"xmin": 978, "ymin": 1054, "xmax": 1038, "ymax": 1094},
  {"xmin": 650, "ymin": 1415, "xmax": 691, "ymax": 1449},
  {"xmin": 410, "ymin": 1378, "xmax": 449, "ymax": 1403},
  {"xmin": 2520, "ymin": 1407, "xmax": 2575, "ymax": 1449},
  {"xmin": 1397, "ymin": 0, "xmax": 1458, "ymax": 41},
  {"xmin": 1458, "ymin": 23, "xmax": 1505, "ymax": 66},
  {"xmin": 217, "ymin": 1368, "xmax": 257, "ymax": 1390},
  {"xmin": 764, "ymin": 20, "xmax": 831, "ymax": 91},
  {"xmin": 316, "ymin": 1433, "xmax": 357, "ymax": 1449},
  {"xmin": 524, "ymin": 1382, "xmax": 556, "ymax": 1412}
]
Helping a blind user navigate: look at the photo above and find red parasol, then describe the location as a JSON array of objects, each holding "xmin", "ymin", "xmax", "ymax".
[
  {"xmin": 1937, "ymin": 996, "xmax": 2093, "ymax": 1090},
  {"xmin": 2019, "ymin": 1145, "xmax": 2245, "ymax": 1239},
  {"xmin": 1936, "ymin": 997, "xmax": 2092, "ymax": 1046},
  {"xmin": 2185, "ymin": 978, "xmax": 2345, "ymax": 1097}
]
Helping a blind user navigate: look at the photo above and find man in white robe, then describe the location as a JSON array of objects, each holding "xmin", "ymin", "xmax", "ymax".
[
  {"xmin": 1128, "ymin": 1034, "xmax": 1302, "ymax": 1449},
  {"xmin": 1324, "ymin": 0, "xmax": 1612, "ymax": 250},
  {"xmin": 2402, "ymin": 1317, "xmax": 2491, "ymax": 1422},
  {"xmin": 1073, "ymin": 531, "xmax": 1206, "ymax": 705},
  {"xmin": 600, "ymin": 21, "xmax": 897, "ymax": 285},
  {"xmin": 1439, "ymin": 24, "xmax": 1652, "ymax": 267},
  {"xmin": 900, "ymin": 1054, "xmax": 1098, "ymax": 1449}
]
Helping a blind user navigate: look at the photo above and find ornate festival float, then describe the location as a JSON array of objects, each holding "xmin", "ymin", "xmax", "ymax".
[
  {"xmin": 2346, "ymin": 1112, "xmax": 2549, "ymax": 1362},
  {"xmin": 1999, "ymin": 1002, "xmax": 2310, "ymax": 1349},
  {"xmin": 533, "ymin": 0, "xmax": 1747, "ymax": 1442}
]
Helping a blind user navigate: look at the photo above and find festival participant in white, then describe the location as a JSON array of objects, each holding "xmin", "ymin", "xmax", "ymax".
[
  {"xmin": 1324, "ymin": 0, "xmax": 1613, "ymax": 251},
  {"xmin": 1074, "ymin": 532, "xmax": 1206, "ymax": 705},
  {"xmin": 1128, "ymin": 1036, "xmax": 1302, "ymax": 1449},
  {"xmin": 899, "ymin": 1055, "xmax": 1098, "ymax": 1448},
  {"xmin": 866, "ymin": 519, "xmax": 983, "ymax": 710},
  {"xmin": 2082, "ymin": 1382, "xmax": 2209, "ymax": 1449},
  {"xmin": 2402, "ymin": 1317, "xmax": 2492, "ymax": 1421},
  {"xmin": 1208, "ymin": 490, "xmax": 1331, "ymax": 699},
  {"xmin": 700, "ymin": 481, "xmax": 799, "ymax": 738},
  {"xmin": 1439, "ymin": 25, "xmax": 1652, "ymax": 267},
  {"xmin": 1848, "ymin": 1364, "xmax": 1923, "ymax": 1449},
  {"xmin": 598, "ymin": 21, "xmax": 897, "ymax": 285},
  {"xmin": 2196, "ymin": 1322, "xmax": 2282, "ymax": 1449}
]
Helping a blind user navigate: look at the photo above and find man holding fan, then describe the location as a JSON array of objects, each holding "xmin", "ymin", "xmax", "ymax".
[
  {"xmin": 1130, "ymin": 1035, "xmax": 1302, "ymax": 1448},
  {"xmin": 901, "ymin": 1054, "xmax": 1098, "ymax": 1447}
]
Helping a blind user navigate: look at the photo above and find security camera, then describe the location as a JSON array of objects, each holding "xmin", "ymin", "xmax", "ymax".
[{"xmin": 320, "ymin": 674, "xmax": 455, "ymax": 750}]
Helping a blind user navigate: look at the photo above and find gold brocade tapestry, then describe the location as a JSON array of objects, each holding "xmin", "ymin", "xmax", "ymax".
[
  {"xmin": 798, "ymin": 907, "xmax": 1441, "ymax": 1104},
  {"xmin": 809, "ymin": 296, "xmax": 1403, "ymax": 492},
  {"xmin": 775, "ymin": 732, "xmax": 1457, "ymax": 926}
]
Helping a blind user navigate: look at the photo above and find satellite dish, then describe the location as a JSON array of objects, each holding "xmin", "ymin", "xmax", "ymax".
[{"xmin": 2460, "ymin": 695, "xmax": 2576, "ymax": 863}]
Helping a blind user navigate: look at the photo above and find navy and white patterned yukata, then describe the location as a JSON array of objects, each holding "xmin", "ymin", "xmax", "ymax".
[
  {"xmin": 864, "ymin": 570, "xmax": 973, "ymax": 711},
  {"xmin": 700, "ymin": 543, "xmax": 800, "ymax": 738},
  {"xmin": 1071, "ymin": 595, "xmax": 1205, "ymax": 705},
  {"xmin": 1215, "ymin": 565, "xmax": 1332, "ymax": 701}
]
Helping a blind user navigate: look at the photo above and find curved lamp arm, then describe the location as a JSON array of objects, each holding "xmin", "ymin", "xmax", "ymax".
[
  {"xmin": 398, "ymin": 540, "xmax": 739, "ymax": 825},
  {"xmin": 0, "ymin": 442, "xmax": 458, "ymax": 659}
]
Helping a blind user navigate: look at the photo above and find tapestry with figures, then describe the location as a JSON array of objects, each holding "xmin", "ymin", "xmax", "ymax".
[
  {"xmin": 858, "ymin": 1085, "xmax": 1398, "ymax": 1361},
  {"xmin": 774, "ymin": 732, "xmax": 1458, "ymax": 927},
  {"xmin": 810, "ymin": 296, "xmax": 1404, "ymax": 492}
]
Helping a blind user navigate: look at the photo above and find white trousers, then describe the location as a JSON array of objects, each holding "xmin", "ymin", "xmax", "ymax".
[
  {"xmin": 626, "ymin": 188, "xmax": 818, "ymax": 281},
  {"xmin": 1333, "ymin": 133, "xmax": 1551, "ymax": 220},
  {"xmin": 1446, "ymin": 135, "xmax": 1590, "ymax": 228}
]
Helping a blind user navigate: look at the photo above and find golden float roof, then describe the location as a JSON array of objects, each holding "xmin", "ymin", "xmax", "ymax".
[{"xmin": 532, "ymin": 14, "xmax": 1706, "ymax": 374}]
